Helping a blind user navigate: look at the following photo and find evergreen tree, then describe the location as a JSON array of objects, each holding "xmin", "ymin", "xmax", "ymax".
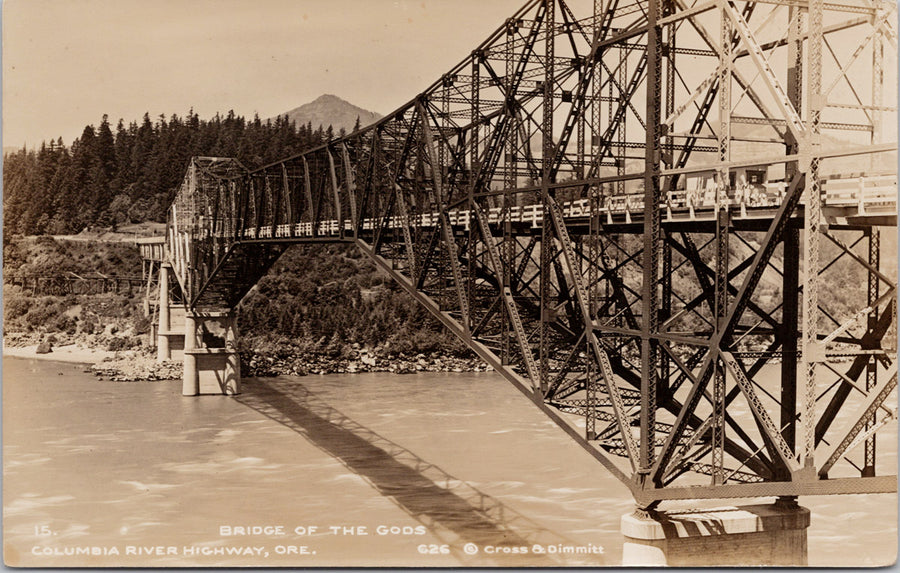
[
  {"xmin": 2, "ymin": 107, "xmax": 328, "ymax": 235},
  {"xmin": 96, "ymin": 115, "xmax": 117, "ymax": 183}
]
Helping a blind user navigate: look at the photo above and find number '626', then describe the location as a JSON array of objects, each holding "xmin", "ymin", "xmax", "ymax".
[{"xmin": 417, "ymin": 544, "xmax": 450, "ymax": 555}]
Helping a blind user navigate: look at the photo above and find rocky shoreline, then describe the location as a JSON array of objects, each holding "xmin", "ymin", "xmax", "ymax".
[
  {"xmin": 4, "ymin": 332, "xmax": 490, "ymax": 382},
  {"xmin": 242, "ymin": 346, "xmax": 490, "ymax": 378}
]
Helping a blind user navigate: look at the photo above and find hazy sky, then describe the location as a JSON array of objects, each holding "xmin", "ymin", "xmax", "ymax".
[{"xmin": 2, "ymin": 0, "xmax": 526, "ymax": 148}]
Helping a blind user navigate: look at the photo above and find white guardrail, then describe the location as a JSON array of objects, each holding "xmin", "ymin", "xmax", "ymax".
[{"xmin": 224, "ymin": 174, "xmax": 896, "ymax": 240}]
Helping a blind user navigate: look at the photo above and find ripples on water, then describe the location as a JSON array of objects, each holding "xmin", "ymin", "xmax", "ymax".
[{"xmin": 2, "ymin": 357, "xmax": 896, "ymax": 566}]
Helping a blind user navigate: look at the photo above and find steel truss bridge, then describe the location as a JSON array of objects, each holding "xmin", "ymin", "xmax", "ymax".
[{"xmin": 160, "ymin": 0, "xmax": 898, "ymax": 508}]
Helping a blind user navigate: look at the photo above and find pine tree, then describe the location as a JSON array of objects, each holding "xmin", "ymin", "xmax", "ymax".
[
  {"xmin": 131, "ymin": 113, "xmax": 155, "ymax": 194},
  {"xmin": 96, "ymin": 114, "xmax": 117, "ymax": 182},
  {"xmin": 2, "ymin": 106, "xmax": 328, "ymax": 233}
]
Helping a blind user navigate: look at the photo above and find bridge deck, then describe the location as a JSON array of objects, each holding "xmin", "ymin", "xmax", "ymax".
[
  {"xmin": 150, "ymin": 0, "xmax": 898, "ymax": 506},
  {"xmin": 230, "ymin": 178, "xmax": 897, "ymax": 242}
]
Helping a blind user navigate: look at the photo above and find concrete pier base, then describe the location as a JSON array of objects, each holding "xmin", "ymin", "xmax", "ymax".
[
  {"xmin": 155, "ymin": 265, "xmax": 186, "ymax": 362},
  {"xmin": 182, "ymin": 314, "xmax": 199, "ymax": 395},
  {"xmin": 156, "ymin": 265, "xmax": 170, "ymax": 361},
  {"xmin": 156, "ymin": 305, "xmax": 185, "ymax": 361},
  {"xmin": 181, "ymin": 310, "xmax": 241, "ymax": 396},
  {"xmin": 621, "ymin": 503, "xmax": 810, "ymax": 567}
]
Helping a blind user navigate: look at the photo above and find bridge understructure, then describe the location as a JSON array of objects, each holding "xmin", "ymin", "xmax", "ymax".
[{"xmin": 158, "ymin": 0, "xmax": 898, "ymax": 512}]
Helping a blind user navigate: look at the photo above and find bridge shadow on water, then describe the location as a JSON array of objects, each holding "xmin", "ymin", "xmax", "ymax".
[{"xmin": 235, "ymin": 377, "xmax": 596, "ymax": 566}]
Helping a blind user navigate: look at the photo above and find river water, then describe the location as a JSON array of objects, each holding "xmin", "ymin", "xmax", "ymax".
[{"xmin": 3, "ymin": 357, "xmax": 896, "ymax": 567}]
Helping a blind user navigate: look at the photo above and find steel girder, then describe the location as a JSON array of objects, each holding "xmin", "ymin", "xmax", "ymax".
[{"xmin": 162, "ymin": 0, "xmax": 898, "ymax": 505}]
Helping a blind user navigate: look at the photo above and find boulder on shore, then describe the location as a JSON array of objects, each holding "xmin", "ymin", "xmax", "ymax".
[{"xmin": 35, "ymin": 341, "xmax": 53, "ymax": 354}]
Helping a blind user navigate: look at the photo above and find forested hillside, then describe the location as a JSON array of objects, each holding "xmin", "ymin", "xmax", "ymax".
[
  {"xmin": 2, "ymin": 105, "xmax": 480, "ymax": 376},
  {"xmin": 236, "ymin": 244, "xmax": 478, "ymax": 375},
  {"xmin": 3, "ymin": 111, "xmax": 343, "ymax": 236}
]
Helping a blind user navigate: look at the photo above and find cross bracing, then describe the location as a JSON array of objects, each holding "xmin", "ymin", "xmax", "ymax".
[{"xmin": 161, "ymin": 0, "xmax": 898, "ymax": 506}]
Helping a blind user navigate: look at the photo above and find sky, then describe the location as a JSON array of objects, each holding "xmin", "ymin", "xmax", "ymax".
[{"xmin": 2, "ymin": 0, "xmax": 527, "ymax": 149}]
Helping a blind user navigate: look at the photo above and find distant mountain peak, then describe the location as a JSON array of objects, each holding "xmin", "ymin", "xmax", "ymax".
[
  {"xmin": 275, "ymin": 95, "xmax": 382, "ymax": 135},
  {"xmin": 312, "ymin": 94, "xmax": 347, "ymax": 103}
]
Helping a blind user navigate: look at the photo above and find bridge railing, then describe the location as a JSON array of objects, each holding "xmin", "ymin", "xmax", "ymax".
[
  {"xmin": 821, "ymin": 173, "xmax": 898, "ymax": 215},
  {"xmin": 228, "ymin": 174, "xmax": 898, "ymax": 241},
  {"xmin": 156, "ymin": 0, "xmax": 898, "ymax": 505}
]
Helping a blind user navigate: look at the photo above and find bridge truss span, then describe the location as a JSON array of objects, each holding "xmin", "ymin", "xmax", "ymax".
[{"xmin": 162, "ymin": 0, "xmax": 898, "ymax": 506}]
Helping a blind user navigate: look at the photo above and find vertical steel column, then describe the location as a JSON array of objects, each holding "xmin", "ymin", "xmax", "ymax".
[
  {"xmin": 617, "ymin": 50, "xmax": 626, "ymax": 195},
  {"xmin": 359, "ymin": 129, "xmax": 380, "ymax": 242},
  {"xmin": 440, "ymin": 79, "xmax": 449, "ymax": 172},
  {"xmin": 280, "ymin": 164, "xmax": 294, "ymax": 237},
  {"xmin": 264, "ymin": 173, "xmax": 275, "ymax": 233},
  {"xmin": 588, "ymin": 0, "xmax": 600, "ymax": 321},
  {"xmin": 539, "ymin": 0, "xmax": 556, "ymax": 395},
  {"xmin": 661, "ymin": 237, "xmax": 672, "ymax": 388},
  {"xmin": 186, "ymin": 161, "xmax": 197, "ymax": 301},
  {"xmin": 592, "ymin": 0, "xmax": 602, "ymax": 166},
  {"xmin": 326, "ymin": 148, "xmax": 343, "ymax": 239},
  {"xmin": 612, "ymin": 33, "xmax": 624, "ymax": 330},
  {"xmin": 662, "ymin": 0, "xmax": 675, "ymax": 383},
  {"xmin": 863, "ymin": 228, "xmax": 880, "ymax": 476},
  {"xmin": 302, "ymin": 157, "xmax": 315, "ymax": 238},
  {"xmin": 576, "ymin": 61, "xmax": 586, "ymax": 180},
  {"xmin": 250, "ymin": 175, "xmax": 261, "ymax": 240},
  {"xmin": 590, "ymin": 189, "xmax": 601, "ymax": 320},
  {"xmin": 801, "ymin": 0, "xmax": 824, "ymax": 468},
  {"xmin": 871, "ymin": 3, "xmax": 884, "ymax": 161},
  {"xmin": 711, "ymin": 0, "xmax": 733, "ymax": 485},
  {"xmin": 660, "ymin": 0, "xmax": 675, "ymax": 403},
  {"xmin": 589, "ymin": 0, "xmax": 601, "ymax": 438},
  {"xmin": 414, "ymin": 112, "xmax": 427, "ymax": 281},
  {"xmin": 640, "ymin": 0, "xmax": 662, "ymax": 477},
  {"xmin": 712, "ymin": 208, "xmax": 730, "ymax": 484},
  {"xmin": 341, "ymin": 143, "xmax": 358, "ymax": 234},
  {"xmin": 503, "ymin": 20, "xmax": 517, "ymax": 366},
  {"xmin": 717, "ymin": 3, "xmax": 732, "ymax": 194},
  {"xmin": 664, "ymin": 0, "xmax": 676, "ymax": 172},
  {"xmin": 236, "ymin": 176, "xmax": 247, "ymax": 240},
  {"xmin": 781, "ymin": 227, "xmax": 800, "ymax": 460},
  {"xmin": 588, "ymin": 186, "xmax": 600, "ymax": 439},
  {"xmin": 780, "ymin": 5, "xmax": 803, "ymax": 481},
  {"xmin": 468, "ymin": 55, "xmax": 480, "ymax": 334}
]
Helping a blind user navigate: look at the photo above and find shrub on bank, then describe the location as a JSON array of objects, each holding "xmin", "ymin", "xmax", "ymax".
[
  {"xmin": 105, "ymin": 336, "xmax": 143, "ymax": 352},
  {"xmin": 20, "ymin": 297, "xmax": 68, "ymax": 332}
]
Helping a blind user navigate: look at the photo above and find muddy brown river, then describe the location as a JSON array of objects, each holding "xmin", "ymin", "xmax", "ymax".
[{"xmin": 3, "ymin": 357, "xmax": 896, "ymax": 566}]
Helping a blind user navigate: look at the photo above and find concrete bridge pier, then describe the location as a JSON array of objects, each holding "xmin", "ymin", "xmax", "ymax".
[
  {"xmin": 156, "ymin": 264, "xmax": 170, "ymax": 361},
  {"xmin": 155, "ymin": 264, "xmax": 185, "ymax": 362},
  {"xmin": 620, "ymin": 500, "xmax": 810, "ymax": 566},
  {"xmin": 182, "ymin": 309, "xmax": 241, "ymax": 396}
]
